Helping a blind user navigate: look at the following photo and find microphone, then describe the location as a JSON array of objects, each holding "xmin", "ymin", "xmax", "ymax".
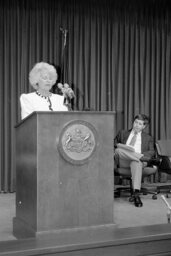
[
  {"xmin": 57, "ymin": 83, "xmax": 75, "ymax": 100},
  {"xmin": 63, "ymin": 83, "xmax": 75, "ymax": 99},
  {"xmin": 57, "ymin": 83, "xmax": 75, "ymax": 109},
  {"xmin": 57, "ymin": 82, "xmax": 65, "ymax": 94},
  {"xmin": 60, "ymin": 27, "xmax": 68, "ymax": 34}
]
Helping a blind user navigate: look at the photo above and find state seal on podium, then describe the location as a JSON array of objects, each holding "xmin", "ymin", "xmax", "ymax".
[{"xmin": 58, "ymin": 120, "xmax": 97, "ymax": 165}]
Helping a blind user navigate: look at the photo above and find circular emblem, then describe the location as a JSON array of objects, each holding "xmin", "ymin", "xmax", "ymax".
[{"xmin": 58, "ymin": 120, "xmax": 97, "ymax": 165}]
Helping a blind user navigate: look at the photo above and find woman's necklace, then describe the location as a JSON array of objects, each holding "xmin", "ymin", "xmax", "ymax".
[
  {"xmin": 36, "ymin": 91, "xmax": 53, "ymax": 111},
  {"xmin": 36, "ymin": 90, "xmax": 52, "ymax": 99}
]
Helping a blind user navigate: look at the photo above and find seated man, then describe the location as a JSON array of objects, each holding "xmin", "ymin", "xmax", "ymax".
[{"xmin": 114, "ymin": 114, "xmax": 155, "ymax": 207}]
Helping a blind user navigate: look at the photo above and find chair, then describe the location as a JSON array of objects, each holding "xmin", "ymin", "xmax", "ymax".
[
  {"xmin": 114, "ymin": 163, "xmax": 159, "ymax": 200},
  {"xmin": 156, "ymin": 140, "xmax": 171, "ymax": 197}
]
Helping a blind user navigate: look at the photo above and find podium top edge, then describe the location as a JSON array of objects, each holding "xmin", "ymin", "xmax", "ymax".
[
  {"xmin": 15, "ymin": 111, "xmax": 117, "ymax": 127},
  {"xmin": 32, "ymin": 110, "xmax": 116, "ymax": 114}
]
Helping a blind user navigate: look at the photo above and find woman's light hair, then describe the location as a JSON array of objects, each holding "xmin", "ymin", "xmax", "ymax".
[{"xmin": 29, "ymin": 62, "xmax": 58, "ymax": 89}]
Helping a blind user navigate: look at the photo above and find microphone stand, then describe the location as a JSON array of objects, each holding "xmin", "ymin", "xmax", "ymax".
[
  {"xmin": 64, "ymin": 97, "xmax": 72, "ymax": 111},
  {"xmin": 60, "ymin": 27, "xmax": 72, "ymax": 111},
  {"xmin": 60, "ymin": 27, "xmax": 68, "ymax": 84}
]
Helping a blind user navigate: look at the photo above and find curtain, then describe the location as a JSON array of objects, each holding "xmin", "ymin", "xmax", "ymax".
[{"xmin": 1, "ymin": 0, "xmax": 171, "ymax": 191}]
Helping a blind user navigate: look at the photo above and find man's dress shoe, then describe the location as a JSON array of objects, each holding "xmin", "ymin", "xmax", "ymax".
[{"xmin": 134, "ymin": 195, "xmax": 143, "ymax": 207}]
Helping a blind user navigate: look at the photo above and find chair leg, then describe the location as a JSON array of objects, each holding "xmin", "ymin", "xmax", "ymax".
[
  {"xmin": 114, "ymin": 177, "xmax": 133, "ymax": 198},
  {"xmin": 156, "ymin": 184, "xmax": 171, "ymax": 198},
  {"xmin": 140, "ymin": 187, "xmax": 158, "ymax": 200}
]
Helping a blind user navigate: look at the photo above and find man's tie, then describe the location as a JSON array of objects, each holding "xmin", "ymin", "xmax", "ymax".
[{"xmin": 129, "ymin": 132, "xmax": 138, "ymax": 146}]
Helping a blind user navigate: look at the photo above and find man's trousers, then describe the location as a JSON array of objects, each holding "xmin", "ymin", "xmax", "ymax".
[{"xmin": 114, "ymin": 148, "xmax": 145, "ymax": 190}]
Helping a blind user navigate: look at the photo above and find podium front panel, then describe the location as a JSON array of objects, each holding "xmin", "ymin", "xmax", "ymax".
[{"xmin": 13, "ymin": 111, "xmax": 115, "ymax": 238}]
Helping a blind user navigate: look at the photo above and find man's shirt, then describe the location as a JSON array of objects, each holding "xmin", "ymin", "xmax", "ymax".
[{"xmin": 126, "ymin": 130, "xmax": 142, "ymax": 153}]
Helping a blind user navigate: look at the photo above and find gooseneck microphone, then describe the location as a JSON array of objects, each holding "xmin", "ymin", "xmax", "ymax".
[{"xmin": 57, "ymin": 83, "xmax": 75, "ymax": 110}]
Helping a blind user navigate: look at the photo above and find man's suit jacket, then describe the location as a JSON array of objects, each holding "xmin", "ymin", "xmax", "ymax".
[{"xmin": 114, "ymin": 129, "xmax": 155, "ymax": 159}]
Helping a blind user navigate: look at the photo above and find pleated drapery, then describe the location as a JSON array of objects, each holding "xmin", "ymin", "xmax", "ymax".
[{"xmin": 1, "ymin": 0, "xmax": 171, "ymax": 191}]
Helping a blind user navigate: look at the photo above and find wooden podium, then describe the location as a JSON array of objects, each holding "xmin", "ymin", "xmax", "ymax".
[{"xmin": 13, "ymin": 111, "xmax": 115, "ymax": 239}]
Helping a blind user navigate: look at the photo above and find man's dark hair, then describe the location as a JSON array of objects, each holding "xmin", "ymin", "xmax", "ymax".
[{"xmin": 134, "ymin": 114, "xmax": 150, "ymax": 125}]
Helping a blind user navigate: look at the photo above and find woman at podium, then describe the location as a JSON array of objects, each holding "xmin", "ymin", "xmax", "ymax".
[{"xmin": 20, "ymin": 62, "xmax": 69, "ymax": 119}]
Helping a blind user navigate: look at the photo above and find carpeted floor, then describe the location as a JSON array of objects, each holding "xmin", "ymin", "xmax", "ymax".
[
  {"xmin": 0, "ymin": 188, "xmax": 171, "ymax": 242},
  {"xmin": 114, "ymin": 182, "xmax": 171, "ymax": 228},
  {"xmin": 114, "ymin": 193, "xmax": 170, "ymax": 228}
]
